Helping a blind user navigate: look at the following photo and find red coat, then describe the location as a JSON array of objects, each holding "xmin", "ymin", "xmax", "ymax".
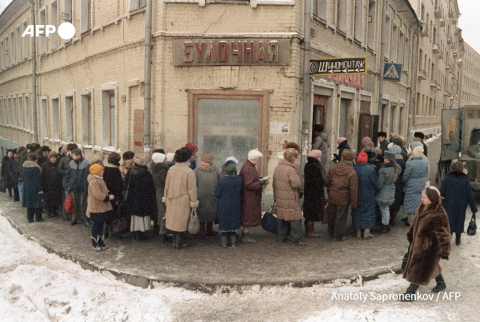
[{"xmin": 239, "ymin": 160, "xmax": 262, "ymax": 227}]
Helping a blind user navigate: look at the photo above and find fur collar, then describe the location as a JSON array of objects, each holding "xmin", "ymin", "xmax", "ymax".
[{"xmin": 448, "ymin": 170, "xmax": 468, "ymax": 179}]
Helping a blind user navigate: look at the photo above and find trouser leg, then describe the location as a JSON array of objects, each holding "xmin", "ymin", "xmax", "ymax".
[
  {"xmin": 34, "ymin": 208, "xmax": 42, "ymax": 221},
  {"xmin": 334, "ymin": 205, "xmax": 350, "ymax": 241},
  {"xmin": 379, "ymin": 205, "xmax": 390, "ymax": 225},
  {"xmin": 277, "ymin": 219, "xmax": 288, "ymax": 242},
  {"xmin": 13, "ymin": 187, "xmax": 19, "ymax": 201},
  {"xmin": 27, "ymin": 208, "xmax": 34, "ymax": 222},
  {"xmin": 91, "ymin": 221, "xmax": 103, "ymax": 240},
  {"xmin": 327, "ymin": 203, "xmax": 336, "ymax": 238},
  {"xmin": 290, "ymin": 219, "xmax": 303, "ymax": 244}
]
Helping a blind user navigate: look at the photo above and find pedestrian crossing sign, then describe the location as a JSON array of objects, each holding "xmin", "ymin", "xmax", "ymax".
[{"xmin": 383, "ymin": 63, "xmax": 402, "ymax": 81}]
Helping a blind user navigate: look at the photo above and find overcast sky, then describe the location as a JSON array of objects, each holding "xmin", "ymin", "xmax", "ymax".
[{"xmin": 0, "ymin": 0, "xmax": 479, "ymax": 53}]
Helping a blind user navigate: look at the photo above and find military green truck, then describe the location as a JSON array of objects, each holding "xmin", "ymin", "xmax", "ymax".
[{"xmin": 437, "ymin": 105, "xmax": 480, "ymax": 192}]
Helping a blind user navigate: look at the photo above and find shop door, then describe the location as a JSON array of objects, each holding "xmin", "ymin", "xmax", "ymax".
[
  {"xmin": 312, "ymin": 95, "xmax": 328, "ymax": 142},
  {"xmin": 357, "ymin": 114, "xmax": 378, "ymax": 150}
]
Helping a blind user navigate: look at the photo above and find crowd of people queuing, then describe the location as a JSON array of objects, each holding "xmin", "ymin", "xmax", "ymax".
[{"xmin": 0, "ymin": 127, "xmax": 477, "ymax": 300}]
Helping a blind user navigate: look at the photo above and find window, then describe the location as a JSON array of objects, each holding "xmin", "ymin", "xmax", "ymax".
[
  {"xmin": 130, "ymin": 0, "xmax": 146, "ymax": 11},
  {"xmin": 367, "ymin": 0, "xmax": 375, "ymax": 49},
  {"xmin": 405, "ymin": 37, "xmax": 409, "ymax": 69},
  {"xmin": 65, "ymin": 96, "xmax": 74, "ymax": 142},
  {"xmin": 354, "ymin": 0, "xmax": 363, "ymax": 42},
  {"xmin": 0, "ymin": 41, "xmax": 3, "ymax": 70},
  {"xmin": 313, "ymin": 0, "xmax": 327, "ymax": 21},
  {"xmin": 41, "ymin": 98, "xmax": 49, "ymax": 138},
  {"xmin": 25, "ymin": 96, "xmax": 30, "ymax": 130},
  {"xmin": 0, "ymin": 99, "xmax": 3, "ymax": 124},
  {"xmin": 81, "ymin": 0, "xmax": 92, "ymax": 33},
  {"xmin": 82, "ymin": 93, "xmax": 93, "ymax": 145},
  {"xmin": 22, "ymin": 22, "xmax": 28, "ymax": 59},
  {"xmin": 336, "ymin": 0, "xmax": 347, "ymax": 33},
  {"xmin": 51, "ymin": 1, "xmax": 58, "ymax": 50},
  {"xmin": 63, "ymin": 0, "xmax": 72, "ymax": 22},
  {"xmin": 385, "ymin": 16, "xmax": 391, "ymax": 58},
  {"xmin": 39, "ymin": 9, "xmax": 46, "ymax": 54},
  {"xmin": 18, "ymin": 96, "xmax": 23, "ymax": 129},
  {"xmin": 12, "ymin": 97, "xmax": 17, "ymax": 127},
  {"xmin": 398, "ymin": 32, "xmax": 404, "ymax": 66},
  {"xmin": 5, "ymin": 36, "xmax": 9, "ymax": 67},
  {"xmin": 16, "ymin": 26, "xmax": 21, "ymax": 62},
  {"xmin": 51, "ymin": 98, "xmax": 60, "ymax": 139},
  {"xmin": 10, "ymin": 31, "xmax": 15, "ymax": 64},
  {"xmin": 391, "ymin": 24, "xmax": 398, "ymax": 62}
]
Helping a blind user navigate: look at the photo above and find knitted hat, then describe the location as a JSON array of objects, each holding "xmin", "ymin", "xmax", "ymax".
[
  {"xmin": 225, "ymin": 162, "xmax": 237, "ymax": 173},
  {"xmin": 152, "ymin": 152, "xmax": 166, "ymax": 164},
  {"xmin": 284, "ymin": 148, "xmax": 298, "ymax": 163},
  {"xmin": 377, "ymin": 132, "xmax": 387, "ymax": 138},
  {"xmin": 48, "ymin": 151, "xmax": 58, "ymax": 159},
  {"xmin": 341, "ymin": 149, "xmax": 355, "ymax": 162},
  {"xmin": 166, "ymin": 152, "xmax": 175, "ymax": 162},
  {"xmin": 414, "ymin": 132, "xmax": 425, "ymax": 140},
  {"xmin": 133, "ymin": 153, "xmax": 150, "ymax": 166},
  {"xmin": 411, "ymin": 141, "xmax": 423, "ymax": 149},
  {"xmin": 285, "ymin": 141, "xmax": 300, "ymax": 153},
  {"xmin": 225, "ymin": 156, "xmax": 239, "ymax": 164},
  {"xmin": 393, "ymin": 138, "xmax": 404, "ymax": 146},
  {"xmin": 201, "ymin": 153, "xmax": 214, "ymax": 164},
  {"xmin": 412, "ymin": 146, "xmax": 424, "ymax": 157},
  {"xmin": 248, "ymin": 149, "xmax": 263, "ymax": 160},
  {"xmin": 337, "ymin": 137, "xmax": 347, "ymax": 147},
  {"xmin": 384, "ymin": 150, "xmax": 396, "ymax": 161},
  {"xmin": 357, "ymin": 150, "xmax": 368, "ymax": 163},
  {"xmin": 174, "ymin": 148, "xmax": 191, "ymax": 163},
  {"xmin": 122, "ymin": 151, "xmax": 134, "ymax": 160},
  {"xmin": 389, "ymin": 145, "xmax": 402, "ymax": 155},
  {"xmin": 89, "ymin": 153, "xmax": 104, "ymax": 165},
  {"xmin": 451, "ymin": 161, "xmax": 464, "ymax": 172},
  {"xmin": 308, "ymin": 150, "xmax": 322, "ymax": 161},
  {"xmin": 90, "ymin": 164, "xmax": 104, "ymax": 175},
  {"xmin": 361, "ymin": 137, "xmax": 372, "ymax": 146},
  {"xmin": 185, "ymin": 143, "xmax": 198, "ymax": 155}
]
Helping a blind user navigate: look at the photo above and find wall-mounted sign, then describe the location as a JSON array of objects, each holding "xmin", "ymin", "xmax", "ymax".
[
  {"xmin": 173, "ymin": 39, "xmax": 291, "ymax": 66},
  {"xmin": 383, "ymin": 63, "xmax": 402, "ymax": 81},
  {"xmin": 310, "ymin": 57, "xmax": 367, "ymax": 76}
]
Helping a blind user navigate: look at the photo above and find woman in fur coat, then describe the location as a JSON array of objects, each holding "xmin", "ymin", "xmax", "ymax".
[{"xmin": 401, "ymin": 186, "xmax": 451, "ymax": 301}]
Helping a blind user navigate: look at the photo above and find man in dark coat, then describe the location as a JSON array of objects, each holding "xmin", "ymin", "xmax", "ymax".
[
  {"xmin": 303, "ymin": 150, "xmax": 326, "ymax": 237},
  {"xmin": 414, "ymin": 132, "xmax": 428, "ymax": 157},
  {"xmin": 333, "ymin": 137, "xmax": 351, "ymax": 163},
  {"xmin": 22, "ymin": 154, "xmax": 43, "ymax": 223},
  {"xmin": 37, "ymin": 145, "xmax": 51, "ymax": 167},
  {"xmin": 41, "ymin": 151, "xmax": 63, "ymax": 217},
  {"xmin": 58, "ymin": 143, "xmax": 77, "ymax": 221},
  {"xmin": 239, "ymin": 149, "xmax": 265, "ymax": 243},
  {"xmin": 440, "ymin": 161, "xmax": 477, "ymax": 245},
  {"xmin": 377, "ymin": 132, "xmax": 389, "ymax": 153},
  {"xmin": 66, "ymin": 149, "xmax": 90, "ymax": 226},
  {"xmin": 8, "ymin": 148, "xmax": 24, "ymax": 202}
]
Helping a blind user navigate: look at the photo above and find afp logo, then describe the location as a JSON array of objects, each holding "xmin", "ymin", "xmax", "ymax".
[{"xmin": 22, "ymin": 22, "xmax": 75, "ymax": 40}]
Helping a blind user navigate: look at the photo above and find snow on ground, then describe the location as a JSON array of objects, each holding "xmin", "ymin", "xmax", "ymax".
[{"xmin": 0, "ymin": 211, "xmax": 478, "ymax": 322}]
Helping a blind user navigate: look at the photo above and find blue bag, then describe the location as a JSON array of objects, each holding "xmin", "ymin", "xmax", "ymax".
[{"xmin": 261, "ymin": 204, "xmax": 278, "ymax": 235}]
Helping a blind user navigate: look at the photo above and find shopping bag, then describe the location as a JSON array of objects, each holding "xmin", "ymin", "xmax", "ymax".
[
  {"xmin": 188, "ymin": 208, "xmax": 200, "ymax": 235},
  {"xmin": 467, "ymin": 213, "xmax": 477, "ymax": 236},
  {"xmin": 65, "ymin": 193, "xmax": 74, "ymax": 213},
  {"xmin": 261, "ymin": 204, "xmax": 278, "ymax": 235}
]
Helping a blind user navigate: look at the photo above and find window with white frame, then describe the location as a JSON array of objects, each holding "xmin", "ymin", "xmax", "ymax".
[
  {"xmin": 41, "ymin": 98, "xmax": 49, "ymax": 138},
  {"xmin": 130, "ymin": 0, "xmax": 146, "ymax": 11},
  {"xmin": 4, "ymin": 36, "xmax": 9, "ymax": 67},
  {"xmin": 367, "ymin": 0, "xmax": 376, "ymax": 49},
  {"xmin": 18, "ymin": 96, "xmax": 23, "ymax": 129},
  {"xmin": 25, "ymin": 95, "xmax": 30, "ymax": 130},
  {"xmin": 65, "ymin": 96, "xmax": 74, "ymax": 142},
  {"xmin": 336, "ymin": 0, "xmax": 347, "ymax": 33},
  {"xmin": 102, "ymin": 90, "xmax": 116, "ymax": 147},
  {"xmin": 10, "ymin": 31, "xmax": 15, "ymax": 64},
  {"xmin": 82, "ymin": 93, "xmax": 93, "ymax": 145},
  {"xmin": 39, "ymin": 9, "xmax": 46, "ymax": 54},
  {"xmin": 51, "ymin": 1, "xmax": 58, "ymax": 50},
  {"xmin": 405, "ymin": 37, "xmax": 410, "ymax": 70},
  {"xmin": 22, "ymin": 22, "xmax": 28, "ymax": 59},
  {"xmin": 51, "ymin": 98, "xmax": 60, "ymax": 139},
  {"xmin": 313, "ymin": 0, "xmax": 327, "ymax": 21},
  {"xmin": 81, "ymin": 0, "xmax": 92, "ymax": 34},
  {"xmin": 8, "ymin": 98, "xmax": 12, "ymax": 124},
  {"xmin": 63, "ymin": 0, "xmax": 72, "ymax": 22},
  {"xmin": 354, "ymin": 0, "xmax": 363, "ymax": 42},
  {"xmin": 398, "ymin": 31, "xmax": 404, "ymax": 66}
]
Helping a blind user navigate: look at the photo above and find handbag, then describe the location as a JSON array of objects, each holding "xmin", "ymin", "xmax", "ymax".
[
  {"xmin": 188, "ymin": 208, "xmax": 200, "ymax": 235},
  {"xmin": 401, "ymin": 244, "xmax": 411, "ymax": 270},
  {"xmin": 34, "ymin": 192, "xmax": 45, "ymax": 209},
  {"xmin": 467, "ymin": 213, "xmax": 477, "ymax": 236},
  {"xmin": 261, "ymin": 204, "xmax": 278, "ymax": 235},
  {"xmin": 0, "ymin": 178, "xmax": 6, "ymax": 193},
  {"xmin": 65, "ymin": 193, "xmax": 74, "ymax": 213}
]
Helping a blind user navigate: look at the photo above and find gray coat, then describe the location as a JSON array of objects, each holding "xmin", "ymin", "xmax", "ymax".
[
  {"xmin": 194, "ymin": 164, "xmax": 220, "ymax": 222},
  {"xmin": 312, "ymin": 132, "xmax": 330, "ymax": 168},
  {"xmin": 376, "ymin": 163, "xmax": 400, "ymax": 207},
  {"xmin": 402, "ymin": 157, "xmax": 428, "ymax": 213}
]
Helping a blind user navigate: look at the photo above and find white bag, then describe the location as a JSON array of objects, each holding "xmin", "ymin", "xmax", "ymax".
[{"xmin": 188, "ymin": 208, "xmax": 200, "ymax": 234}]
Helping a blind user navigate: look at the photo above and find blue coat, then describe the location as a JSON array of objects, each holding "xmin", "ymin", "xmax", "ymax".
[
  {"xmin": 22, "ymin": 161, "xmax": 42, "ymax": 208},
  {"xmin": 402, "ymin": 157, "xmax": 428, "ymax": 213},
  {"xmin": 352, "ymin": 162, "xmax": 378, "ymax": 229},
  {"xmin": 440, "ymin": 171, "xmax": 478, "ymax": 233},
  {"xmin": 215, "ymin": 174, "xmax": 242, "ymax": 231}
]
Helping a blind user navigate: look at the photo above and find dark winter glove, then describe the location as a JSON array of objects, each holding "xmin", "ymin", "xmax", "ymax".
[{"xmin": 440, "ymin": 255, "xmax": 449, "ymax": 260}]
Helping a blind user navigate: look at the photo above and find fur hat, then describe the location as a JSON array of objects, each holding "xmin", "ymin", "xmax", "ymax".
[
  {"xmin": 133, "ymin": 153, "xmax": 150, "ymax": 166},
  {"xmin": 357, "ymin": 150, "xmax": 368, "ymax": 163},
  {"xmin": 341, "ymin": 149, "xmax": 355, "ymax": 162},
  {"xmin": 152, "ymin": 152, "xmax": 166, "ymax": 164},
  {"xmin": 384, "ymin": 150, "xmax": 396, "ymax": 161},
  {"xmin": 285, "ymin": 141, "xmax": 300, "ymax": 153},
  {"xmin": 174, "ymin": 148, "xmax": 191, "ymax": 163},
  {"xmin": 89, "ymin": 153, "xmax": 105, "ymax": 165},
  {"xmin": 248, "ymin": 149, "xmax": 263, "ymax": 160},
  {"xmin": 308, "ymin": 150, "xmax": 322, "ymax": 161},
  {"xmin": 414, "ymin": 132, "xmax": 425, "ymax": 140},
  {"xmin": 90, "ymin": 164, "xmax": 104, "ymax": 175},
  {"xmin": 185, "ymin": 143, "xmax": 198, "ymax": 155},
  {"xmin": 283, "ymin": 148, "xmax": 298, "ymax": 163},
  {"xmin": 337, "ymin": 137, "xmax": 347, "ymax": 147},
  {"xmin": 201, "ymin": 153, "xmax": 214, "ymax": 164},
  {"xmin": 122, "ymin": 151, "xmax": 134, "ymax": 161},
  {"xmin": 425, "ymin": 186, "xmax": 441, "ymax": 203},
  {"xmin": 166, "ymin": 152, "xmax": 175, "ymax": 162},
  {"xmin": 389, "ymin": 145, "xmax": 402, "ymax": 156},
  {"xmin": 48, "ymin": 151, "xmax": 58, "ymax": 160},
  {"xmin": 361, "ymin": 137, "xmax": 372, "ymax": 146},
  {"xmin": 377, "ymin": 132, "xmax": 387, "ymax": 138},
  {"xmin": 412, "ymin": 146, "xmax": 424, "ymax": 157},
  {"xmin": 451, "ymin": 161, "xmax": 464, "ymax": 172},
  {"xmin": 40, "ymin": 145, "xmax": 51, "ymax": 153},
  {"xmin": 108, "ymin": 152, "xmax": 121, "ymax": 165}
]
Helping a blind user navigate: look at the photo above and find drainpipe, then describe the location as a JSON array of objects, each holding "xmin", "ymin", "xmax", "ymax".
[
  {"xmin": 30, "ymin": 0, "xmax": 38, "ymax": 143},
  {"xmin": 143, "ymin": 0, "xmax": 153, "ymax": 154},
  {"xmin": 409, "ymin": 22, "xmax": 421, "ymax": 144},
  {"xmin": 377, "ymin": 0, "xmax": 388, "ymax": 129},
  {"xmin": 300, "ymin": 0, "xmax": 311, "ymax": 167}
]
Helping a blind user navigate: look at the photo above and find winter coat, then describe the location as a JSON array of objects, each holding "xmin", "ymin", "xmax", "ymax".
[
  {"xmin": 422, "ymin": 141, "xmax": 428, "ymax": 157},
  {"xmin": 390, "ymin": 157, "xmax": 406, "ymax": 211},
  {"xmin": 273, "ymin": 159, "xmax": 303, "ymax": 221},
  {"xmin": 151, "ymin": 162, "xmax": 172, "ymax": 220},
  {"xmin": 66, "ymin": 157, "xmax": 89, "ymax": 192},
  {"xmin": 239, "ymin": 160, "xmax": 262, "ymax": 227},
  {"xmin": 163, "ymin": 162, "xmax": 198, "ymax": 232},
  {"xmin": 376, "ymin": 163, "xmax": 400, "ymax": 207},
  {"xmin": 403, "ymin": 205, "xmax": 451, "ymax": 286},
  {"xmin": 400, "ymin": 147, "xmax": 409, "ymax": 162},
  {"xmin": 195, "ymin": 164, "xmax": 220, "ymax": 222},
  {"xmin": 22, "ymin": 161, "xmax": 42, "ymax": 208},
  {"xmin": 37, "ymin": 153, "xmax": 48, "ymax": 167},
  {"xmin": 17, "ymin": 148, "xmax": 28, "ymax": 180},
  {"xmin": 58, "ymin": 154, "xmax": 72, "ymax": 188},
  {"xmin": 407, "ymin": 154, "xmax": 430, "ymax": 181},
  {"xmin": 440, "ymin": 171, "xmax": 478, "ymax": 234},
  {"xmin": 215, "ymin": 174, "xmax": 242, "ymax": 231},
  {"xmin": 126, "ymin": 165, "xmax": 156, "ymax": 219},
  {"xmin": 351, "ymin": 162, "xmax": 378, "ymax": 229},
  {"xmin": 379, "ymin": 140, "xmax": 389, "ymax": 153},
  {"xmin": 333, "ymin": 141, "xmax": 351, "ymax": 163},
  {"xmin": 8, "ymin": 156, "xmax": 21, "ymax": 185},
  {"xmin": 86, "ymin": 174, "xmax": 114, "ymax": 222},
  {"xmin": 303, "ymin": 157, "xmax": 326, "ymax": 222},
  {"xmin": 41, "ymin": 160, "xmax": 63, "ymax": 208},
  {"xmin": 402, "ymin": 157, "xmax": 428, "ymax": 213},
  {"xmin": 1, "ymin": 156, "xmax": 13, "ymax": 188},
  {"xmin": 313, "ymin": 133, "xmax": 330, "ymax": 168},
  {"xmin": 327, "ymin": 161, "xmax": 358, "ymax": 208},
  {"xmin": 103, "ymin": 163, "xmax": 124, "ymax": 211}
]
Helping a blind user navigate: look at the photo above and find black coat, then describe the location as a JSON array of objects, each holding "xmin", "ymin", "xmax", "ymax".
[
  {"xmin": 1, "ymin": 156, "xmax": 13, "ymax": 188},
  {"xmin": 103, "ymin": 164, "xmax": 124, "ymax": 210},
  {"xmin": 22, "ymin": 161, "xmax": 42, "ymax": 208},
  {"xmin": 303, "ymin": 157, "xmax": 326, "ymax": 221},
  {"xmin": 334, "ymin": 141, "xmax": 351, "ymax": 163},
  {"xmin": 126, "ymin": 165, "xmax": 157, "ymax": 219},
  {"xmin": 41, "ymin": 160, "xmax": 63, "ymax": 208}
]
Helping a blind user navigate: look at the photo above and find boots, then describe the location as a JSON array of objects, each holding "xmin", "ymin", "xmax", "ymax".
[
  {"xmin": 91, "ymin": 238, "xmax": 101, "ymax": 251},
  {"xmin": 198, "ymin": 222, "xmax": 207, "ymax": 237},
  {"xmin": 219, "ymin": 235, "xmax": 227, "ymax": 248},
  {"xmin": 98, "ymin": 237, "xmax": 109, "ymax": 250},
  {"xmin": 174, "ymin": 233, "xmax": 188, "ymax": 249},
  {"xmin": 455, "ymin": 233, "xmax": 461, "ymax": 246},
  {"xmin": 381, "ymin": 225, "xmax": 390, "ymax": 233},
  {"xmin": 364, "ymin": 229, "xmax": 374, "ymax": 239},
  {"xmin": 305, "ymin": 221, "xmax": 320, "ymax": 238},
  {"xmin": 356, "ymin": 229, "xmax": 362, "ymax": 239},
  {"xmin": 231, "ymin": 233, "xmax": 237, "ymax": 248},
  {"xmin": 432, "ymin": 274, "xmax": 447, "ymax": 293},
  {"xmin": 389, "ymin": 209, "xmax": 398, "ymax": 226},
  {"xmin": 206, "ymin": 222, "xmax": 218, "ymax": 236},
  {"xmin": 401, "ymin": 283, "xmax": 419, "ymax": 301}
]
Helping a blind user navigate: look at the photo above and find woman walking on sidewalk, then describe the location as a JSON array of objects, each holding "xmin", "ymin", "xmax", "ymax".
[{"xmin": 401, "ymin": 186, "xmax": 451, "ymax": 301}]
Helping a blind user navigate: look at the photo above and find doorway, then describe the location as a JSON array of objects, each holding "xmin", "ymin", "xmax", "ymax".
[{"xmin": 312, "ymin": 95, "xmax": 328, "ymax": 143}]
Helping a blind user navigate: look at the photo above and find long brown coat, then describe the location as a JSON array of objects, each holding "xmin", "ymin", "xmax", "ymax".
[
  {"xmin": 239, "ymin": 160, "xmax": 262, "ymax": 227},
  {"xmin": 403, "ymin": 205, "xmax": 451, "ymax": 286},
  {"xmin": 326, "ymin": 161, "xmax": 358, "ymax": 208},
  {"xmin": 163, "ymin": 162, "xmax": 198, "ymax": 232},
  {"xmin": 86, "ymin": 174, "xmax": 113, "ymax": 216},
  {"xmin": 273, "ymin": 159, "xmax": 303, "ymax": 221}
]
